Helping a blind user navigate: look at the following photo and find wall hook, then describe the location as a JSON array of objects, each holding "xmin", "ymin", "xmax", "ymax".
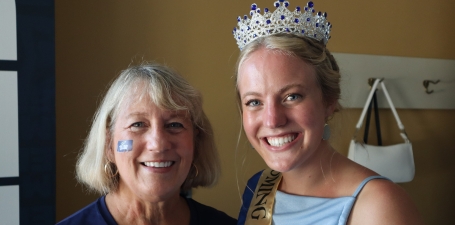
[
  {"xmin": 368, "ymin": 78, "xmax": 384, "ymax": 87},
  {"xmin": 423, "ymin": 79, "xmax": 440, "ymax": 94}
]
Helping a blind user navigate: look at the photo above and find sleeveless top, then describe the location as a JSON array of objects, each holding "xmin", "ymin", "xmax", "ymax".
[{"xmin": 238, "ymin": 171, "xmax": 389, "ymax": 225}]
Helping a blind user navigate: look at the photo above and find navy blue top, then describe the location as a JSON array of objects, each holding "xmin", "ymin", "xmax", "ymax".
[
  {"xmin": 57, "ymin": 195, "xmax": 236, "ymax": 225},
  {"xmin": 238, "ymin": 171, "xmax": 389, "ymax": 225}
]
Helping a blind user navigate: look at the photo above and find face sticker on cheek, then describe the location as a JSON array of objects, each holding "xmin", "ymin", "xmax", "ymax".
[{"xmin": 117, "ymin": 140, "xmax": 133, "ymax": 152}]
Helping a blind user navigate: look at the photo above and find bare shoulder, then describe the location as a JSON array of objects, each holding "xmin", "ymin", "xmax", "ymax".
[{"xmin": 348, "ymin": 179, "xmax": 424, "ymax": 225}]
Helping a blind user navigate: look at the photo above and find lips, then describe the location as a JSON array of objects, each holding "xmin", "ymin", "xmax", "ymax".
[
  {"xmin": 142, "ymin": 161, "xmax": 174, "ymax": 168},
  {"xmin": 265, "ymin": 134, "xmax": 297, "ymax": 147}
]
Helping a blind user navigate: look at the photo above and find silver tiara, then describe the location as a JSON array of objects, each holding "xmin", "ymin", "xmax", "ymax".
[{"xmin": 232, "ymin": 1, "xmax": 332, "ymax": 50}]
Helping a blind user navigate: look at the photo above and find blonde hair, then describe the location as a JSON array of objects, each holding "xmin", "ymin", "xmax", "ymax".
[
  {"xmin": 76, "ymin": 63, "xmax": 220, "ymax": 195},
  {"xmin": 236, "ymin": 33, "xmax": 342, "ymax": 112}
]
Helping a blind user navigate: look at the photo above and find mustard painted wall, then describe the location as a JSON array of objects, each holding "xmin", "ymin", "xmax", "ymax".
[{"xmin": 56, "ymin": 0, "xmax": 455, "ymax": 224}]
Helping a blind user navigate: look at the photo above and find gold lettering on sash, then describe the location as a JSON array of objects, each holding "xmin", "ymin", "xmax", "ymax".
[
  {"xmin": 251, "ymin": 207, "xmax": 266, "ymax": 219},
  {"xmin": 245, "ymin": 169, "xmax": 282, "ymax": 225}
]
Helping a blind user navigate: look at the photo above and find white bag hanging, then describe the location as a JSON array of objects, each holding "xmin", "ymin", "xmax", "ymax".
[{"xmin": 348, "ymin": 78, "xmax": 415, "ymax": 183}]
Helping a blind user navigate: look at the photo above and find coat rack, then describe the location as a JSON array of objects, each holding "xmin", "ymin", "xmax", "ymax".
[
  {"xmin": 423, "ymin": 79, "xmax": 440, "ymax": 94},
  {"xmin": 333, "ymin": 53, "xmax": 455, "ymax": 109}
]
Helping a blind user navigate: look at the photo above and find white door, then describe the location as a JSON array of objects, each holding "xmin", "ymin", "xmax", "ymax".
[{"xmin": 0, "ymin": 0, "xmax": 20, "ymax": 224}]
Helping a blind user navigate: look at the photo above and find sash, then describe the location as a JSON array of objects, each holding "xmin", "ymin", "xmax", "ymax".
[{"xmin": 245, "ymin": 168, "xmax": 282, "ymax": 225}]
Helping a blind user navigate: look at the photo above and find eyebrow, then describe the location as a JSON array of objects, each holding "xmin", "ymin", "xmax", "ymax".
[
  {"xmin": 241, "ymin": 83, "xmax": 305, "ymax": 99},
  {"xmin": 126, "ymin": 112, "xmax": 149, "ymax": 119},
  {"xmin": 278, "ymin": 83, "xmax": 305, "ymax": 94},
  {"xmin": 241, "ymin": 91, "xmax": 261, "ymax": 100},
  {"xmin": 167, "ymin": 111, "xmax": 187, "ymax": 119},
  {"xmin": 126, "ymin": 110, "xmax": 186, "ymax": 119}
]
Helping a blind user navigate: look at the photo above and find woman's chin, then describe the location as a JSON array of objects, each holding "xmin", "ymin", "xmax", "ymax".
[{"xmin": 265, "ymin": 161, "xmax": 294, "ymax": 173}]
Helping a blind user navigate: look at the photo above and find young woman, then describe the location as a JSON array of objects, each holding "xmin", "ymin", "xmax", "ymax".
[{"xmin": 232, "ymin": 1, "xmax": 423, "ymax": 224}]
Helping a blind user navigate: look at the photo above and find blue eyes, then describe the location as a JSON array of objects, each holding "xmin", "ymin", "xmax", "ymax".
[
  {"xmin": 129, "ymin": 122, "xmax": 185, "ymax": 131},
  {"xmin": 246, "ymin": 100, "xmax": 260, "ymax": 107},
  {"xmin": 131, "ymin": 122, "xmax": 145, "ymax": 127},
  {"xmin": 286, "ymin": 94, "xmax": 301, "ymax": 101},
  {"xmin": 129, "ymin": 122, "xmax": 146, "ymax": 132},
  {"xmin": 245, "ymin": 94, "xmax": 301, "ymax": 107},
  {"xmin": 166, "ymin": 122, "xmax": 184, "ymax": 129}
]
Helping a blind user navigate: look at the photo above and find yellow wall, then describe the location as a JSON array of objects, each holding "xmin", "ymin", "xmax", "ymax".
[{"xmin": 56, "ymin": 0, "xmax": 455, "ymax": 224}]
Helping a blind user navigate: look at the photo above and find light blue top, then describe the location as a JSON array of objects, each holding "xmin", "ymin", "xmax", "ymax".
[{"xmin": 271, "ymin": 176, "xmax": 388, "ymax": 225}]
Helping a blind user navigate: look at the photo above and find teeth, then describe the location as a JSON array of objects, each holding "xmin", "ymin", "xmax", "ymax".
[
  {"xmin": 144, "ymin": 161, "xmax": 173, "ymax": 168},
  {"xmin": 267, "ymin": 134, "xmax": 296, "ymax": 147}
]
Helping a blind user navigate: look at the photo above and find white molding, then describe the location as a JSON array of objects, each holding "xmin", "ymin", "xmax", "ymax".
[{"xmin": 334, "ymin": 53, "xmax": 455, "ymax": 109}]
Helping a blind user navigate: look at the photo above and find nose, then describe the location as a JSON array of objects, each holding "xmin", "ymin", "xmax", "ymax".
[
  {"xmin": 146, "ymin": 127, "xmax": 171, "ymax": 152},
  {"xmin": 263, "ymin": 101, "xmax": 287, "ymax": 128}
]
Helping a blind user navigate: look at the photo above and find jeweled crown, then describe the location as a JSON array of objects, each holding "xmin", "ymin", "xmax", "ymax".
[{"xmin": 232, "ymin": 0, "xmax": 332, "ymax": 50}]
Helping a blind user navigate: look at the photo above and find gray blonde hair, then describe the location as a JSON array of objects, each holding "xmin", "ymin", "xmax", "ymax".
[
  {"xmin": 236, "ymin": 33, "xmax": 342, "ymax": 113},
  {"xmin": 76, "ymin": 63, "xmax": 220, "ymax": 195}
]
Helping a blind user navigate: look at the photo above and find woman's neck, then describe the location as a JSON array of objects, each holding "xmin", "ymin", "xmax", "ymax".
[
  {"xmin": 278, "ymin": 141, "xmax": 342, "ymax": 197},
  {"xmin": 105, "ymin": 190, "xmax": 190, "ymax": 225}
]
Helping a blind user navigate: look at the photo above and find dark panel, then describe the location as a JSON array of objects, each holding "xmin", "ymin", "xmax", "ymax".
[
  {"xmin": 0, "ymin": 60, "xmax": 19, "ymax": 71},
  {"xmin": 16, "ymin": 0, "xmax": 56, "ymax": 224},
  {"xmin": 0, "ymin": 177, "xmax": 20, "ymax": 186}
]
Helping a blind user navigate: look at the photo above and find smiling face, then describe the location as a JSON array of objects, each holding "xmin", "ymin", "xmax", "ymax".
[
  {"xmin": 109, "ymin": 89, "xmax": 194, "ymax": 202},
  {"xmin": 237, "ymin": 47, "xmax": 335, "ymax": 173}
]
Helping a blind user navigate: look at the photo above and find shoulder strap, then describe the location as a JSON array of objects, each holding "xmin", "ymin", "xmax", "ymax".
[
  {"xmin": 363, "ymin": 90, "xmax": 382, "ymax": 145},
  {"xmin": 363, "ymin": 90, "xmax": 374, "ymax": 144},
  {"xmin": 353, "ymin": 79, "xmax": 409, "ymax": 143},
  {"xmin": 379, "ymin": 82, "xmax": 410, "ymax": 142},
  {"xmin": 372, "ymin": 91, "xmax": 382, "ymax": 145},
  {"xmin": 355, "ymin": 79, "xmax": 381, "ymax": 132},
  {"xmin": 352, "ymin": 176, "xmax": 390, "ymax": 197}
]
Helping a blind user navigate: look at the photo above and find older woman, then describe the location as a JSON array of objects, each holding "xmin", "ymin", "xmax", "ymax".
[
  {"xmin": 57, "ymin": 63, "xmax": 236, "ymax": 225},
  {"xmin": 232, "ymin": 1, "xmax": 423, "ymax": 224}
]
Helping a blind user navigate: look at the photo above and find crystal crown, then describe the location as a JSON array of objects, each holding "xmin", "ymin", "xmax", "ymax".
[{"xmin": 232, "ymin": 0, "xmax": 332, "ymax": 50}]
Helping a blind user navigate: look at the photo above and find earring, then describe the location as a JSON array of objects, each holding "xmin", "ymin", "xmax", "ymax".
[
  {"xmin": 190, "ymin": 163, "xmax": 199, "ymax": 179},
  {"xmin": 322, "ymin": 123, "xmax": 331, "ymax": 140},
  {"xmin": 104, "ymin": 162, "xmax": 119, "ymax": 177}
]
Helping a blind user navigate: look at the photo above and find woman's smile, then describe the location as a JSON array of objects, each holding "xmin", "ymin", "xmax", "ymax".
[
  {"xmin": 264, "ymin": 133, "xmax": 298, "ymax": 147},
  {"xmin": 141, "ymin": 161, "xmax": 175, "ymax": 168}
]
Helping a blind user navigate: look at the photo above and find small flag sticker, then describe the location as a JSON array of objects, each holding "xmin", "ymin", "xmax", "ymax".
[{"xmin": 117, "ymin": 140, "xmax": 133, "ymax": 152}]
